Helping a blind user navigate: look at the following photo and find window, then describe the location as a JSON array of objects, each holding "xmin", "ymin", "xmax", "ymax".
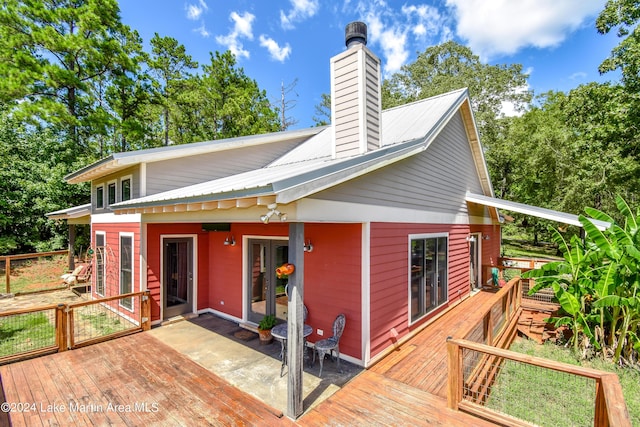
[
  {"xmin": 121, "ymin": 177, "xmax": 131, "ymax": 201},
  {"xmin": 96, "ymin": 185, "xmax": 104, "ymax": 209},
  {"xmin": 410, "ymin": 234, "xmax": 448, "ymax": 323},
  {"xmin": 95, "ymin": 232, "xmax": 106, "ymax": 296},
  {"xmin": 108, "ymin": 181, "xmax": 116, "ymax": 205},
  {"xmin": 120, "ymin": 234, "xmax": 134, "ymax": 310}
]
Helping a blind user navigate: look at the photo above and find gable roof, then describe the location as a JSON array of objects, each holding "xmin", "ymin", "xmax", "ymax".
[
  {"xmin": 65, "ymin": 126, "xmax": 327, "ymax": 184},
  {"xmin": 111, "ymin": 88, "xmax": 496, "ymax": 215}
]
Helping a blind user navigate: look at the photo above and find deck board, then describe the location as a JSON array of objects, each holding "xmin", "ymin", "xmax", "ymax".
[
  {"xmin": 0, "ymin": 290, "xmax": 500, "ymax": 426},
  {"xmin": 0, "ymin": 333, "xmax": 293, "ymax": 426},
  {"xmin": 301, "ymin": 290, "xmax": 498, "ymax": 425}
]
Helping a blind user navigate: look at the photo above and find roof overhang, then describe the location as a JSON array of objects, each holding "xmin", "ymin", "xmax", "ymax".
[
  {"xmin": 65, "ymin": 127, "xmax": 327, "ymax": 184},
  {"xmin": 465, "ymin": 192, "xmax": 610, "ymax": 230},
  {"xmin": 45, "ymin": 204, "xmax": 91, "ymax": 224}
]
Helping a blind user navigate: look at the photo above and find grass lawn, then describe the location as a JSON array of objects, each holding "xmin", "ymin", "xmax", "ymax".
[
  {"xmin": 487, "ymin": 337, "xmax": 640, "ymax": 426},
  {"xmin": 2, "ymin": 255, "xmax": 69, "ymax": 294},
  {"xmin": 0, "ymin": 312, "xmax": 56, "ymax": 357}
]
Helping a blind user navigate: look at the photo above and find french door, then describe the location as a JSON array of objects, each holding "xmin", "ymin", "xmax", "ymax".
[
  {"xmin": 163, "ymin": 237, "xmax": 194, "ymax": 319},
  {"xmin": 469, "ymin": 233, "xmax": 482, "ymax": 291},
  {"xmin": 247, "ymin": 239, "xmax": 288, "ymax": 324}
]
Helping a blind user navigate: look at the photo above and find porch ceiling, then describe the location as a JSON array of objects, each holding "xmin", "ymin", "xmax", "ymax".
[{"xmin": 465, "ymin": 192, "xmax": 610, "ymax": 230}]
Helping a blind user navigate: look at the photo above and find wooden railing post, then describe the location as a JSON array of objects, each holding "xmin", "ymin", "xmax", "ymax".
[
  {"xmin": 5, "ymin": 256, "xmax": 10, "ymax": 294},
  {"xmin": 56, "ymin": 304, "xmax": 68, "ymax": 352},
  {"xmin": 447, "ymin": 337, "xmax": 462, "ymax": 410},
  {"xmin": 141, "ymin": 291, "xmax": 151, "ymax": 331}
]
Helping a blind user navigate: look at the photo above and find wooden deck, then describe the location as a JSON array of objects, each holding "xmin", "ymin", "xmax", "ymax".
[
  {"xmin": 0, "ymin": 290, "xmax": 499, "ymax": 426},
  {"xmin": 0, "ymin": 333, "xmax": 293, "ymax": 426},
  {"xmin": 300, "ymin": 290, "xmax": 498, "ymax": 425}
]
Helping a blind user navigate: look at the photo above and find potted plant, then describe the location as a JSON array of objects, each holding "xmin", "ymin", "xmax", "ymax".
[{"xmin": 257, "ymin": 314, "xmax": 277, "ymax": 344}]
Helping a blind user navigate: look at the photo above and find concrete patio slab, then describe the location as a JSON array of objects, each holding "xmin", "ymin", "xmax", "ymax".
[{"xmin": 148, "ymin": 313, "xmax": 362, "ymax": 416}]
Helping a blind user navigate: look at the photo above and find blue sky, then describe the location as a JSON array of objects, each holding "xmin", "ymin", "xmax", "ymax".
[{"xmin": 118, "ymin": 0, "xmax": 621, "ymax": 128}]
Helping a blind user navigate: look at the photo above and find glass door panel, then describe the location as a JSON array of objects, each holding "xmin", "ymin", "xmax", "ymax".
[{"xmin": 247, "ymin": 239, "xmax": 288, "ymax": 324}]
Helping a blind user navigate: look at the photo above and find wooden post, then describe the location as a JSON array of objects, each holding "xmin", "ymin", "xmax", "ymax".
[
  {"xmin": 141, "ymin": 291, "xmax": 151, "ymax": 331},
  {"xmin": 595, "ymin": 379, "xmax": 608, "ymax": 427},
  {"xmin": 68, "ymin": 224, "xmax": 76, "ymax": 271},
  {"xmin": 287, "ymin": 222, "xmax": 305, "ymax": 419},
  {"xmin": 447, "ymin": 338, "xmax": 461, "ymax": 410},
  {"xmin": 5, "ymin": 256, "xmax": 10, "ymax": 294},
  {"xmin": 56, "ymin": 304, "xmax": 68, "ymax": 352}
]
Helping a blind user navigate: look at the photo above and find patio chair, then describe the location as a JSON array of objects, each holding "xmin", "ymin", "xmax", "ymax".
[{"xmin": 313, "ymin": 313, "xmax": 346, "ymax": 377}]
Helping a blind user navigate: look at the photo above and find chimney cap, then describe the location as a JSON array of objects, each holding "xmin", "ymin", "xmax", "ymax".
[{"xmin": 345, "ymin": 21, "xmax": 367, "ymax": 48}]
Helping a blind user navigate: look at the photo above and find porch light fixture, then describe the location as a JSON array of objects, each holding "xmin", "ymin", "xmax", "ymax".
[
  {"xmin": 260, "ymin": 203, "xmax": 287, "ymax": 224},
  {"xmin": 483, "ymin": 234, "xmax": 490, "ymax": 240},
  {"xmin": 303, "ymin": 240, "xmax": 313, "ymax": 252},
  {"xmin": 224, "ymin": 235, "xmax": 236, "ymax": 246}
]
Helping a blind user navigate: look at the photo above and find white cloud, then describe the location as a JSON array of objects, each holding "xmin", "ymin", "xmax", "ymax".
[
  {"xmin": 280, "ymin": 0, "xmax": 320, "ymax": 30},
  {"xmin": 186, "ymin": 0, "xmax": 208, "ymax": 20},
  {"xmin": 446, "ymin": 0, "xmax": 604, "ymax": 60},
  {"xmin": 259, "ymin": 35, "xmax": 292, "ymax": 62},
  {"xmin": 569, "ymin": 71, "xmax": 588, "ymax": 80},
  {"xmin": 193, "ymin": 22, "xmax": 210, "ymax": 38},
  {"xmin": 356, "ymin": 1, "xmax": 451, "ymax": 76},
  {"xmin": 215, "ymin": 11, "xmax": 255, "ymax": 59}
]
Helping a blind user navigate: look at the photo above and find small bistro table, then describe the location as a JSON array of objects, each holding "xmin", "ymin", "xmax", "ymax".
[{"xmin": 271, "ymin": 323, "xmax": 313, "ymax": 377}]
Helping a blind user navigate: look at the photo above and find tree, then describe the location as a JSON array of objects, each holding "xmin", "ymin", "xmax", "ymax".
[
  {"xmin": 105, "ymin": 29, "xmax": 154, "ymax": 153},
  {"xmin": 596, "ymin": 0, "xmax": 640, "ymax": 90},
  {"xmin": 278, "ymin": 79, "xmax": 299, "ymax": 131},
  {"xmin": 197, "ymin": 51, "xmax": 280, "ymax": 139},
  {"xmin": 0, "ymin": 107, "xmax": 89, "ymax": 254},
  {"xmin": 312, "ymin": 93, "xmax": 331, "ymax": 126},
  {"xmin": 148, "ymin": 34, "xmax": 198, "ymax": 146},
  {"xmin": 0, "ymin": 0, "xmax": 134, "ymax": 150},
  {"xmin": 382, "ymin": 41, "xmax": 531, "ymax": 141}
]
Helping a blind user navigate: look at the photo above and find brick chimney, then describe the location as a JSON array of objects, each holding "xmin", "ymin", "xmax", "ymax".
[{"xmin": 330, "ymin": 22, "xmax": 382, "ymax": 159}]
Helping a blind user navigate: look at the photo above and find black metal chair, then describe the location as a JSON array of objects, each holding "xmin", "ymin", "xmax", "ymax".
[{"xmin": 313, "ymin": 313, "xmax": 346, "ymax": 377}]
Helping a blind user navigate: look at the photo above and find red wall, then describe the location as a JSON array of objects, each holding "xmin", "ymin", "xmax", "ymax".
[
  {"xmin": 146, "ymin": 224, "xmax": 210, "ymax": 321},
  {"xmin": 368, "ymin": 222, "xmax": 499, "ymax": 358},
  {"xmin": 303, "ymin": 223, "xmax": 361, "ymax": 361},
  {"xmin": 91, "ymin": 222, "xmax": 141, "ymax": 312}
]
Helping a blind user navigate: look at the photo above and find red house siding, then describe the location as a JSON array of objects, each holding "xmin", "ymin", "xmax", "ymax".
[
  {"xmin": 146, "ymin": 224, "xmax": 210, "ymax": 321},
  {"xmin": 91, "ymin": 222, "xmax": 141, "ymax": 310},
  {"xmin": 207, "ymin": 223, "xmax": 289, "ymax": 319},
  {"xmin": 304, "ymin": 223, "xmax": 361, "ymax": 361},
  {"xmin": 369, "ymin": 222, "xmax": 479, "ymax": 359}
]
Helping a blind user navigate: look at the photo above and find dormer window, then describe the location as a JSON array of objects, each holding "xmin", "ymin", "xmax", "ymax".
[
  {"xmin": 121, "ymin": 178, "xmax": 131, "ymax": 201},
  {"xmin": 108, "ymin": 181, "xmax": 116, "ymax": 205},
  {"xmin": 96, "ymin": 185, "xmax": 104, "ymax": 209}
]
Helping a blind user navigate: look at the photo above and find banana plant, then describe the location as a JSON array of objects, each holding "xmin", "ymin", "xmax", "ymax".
[
  {"xmin": 523, "ymin": 228, "xmax": 600, "ymax": 352},
  {"xmin": 580, "ymin": 196, "xmax": 640, "ymax": 363}
]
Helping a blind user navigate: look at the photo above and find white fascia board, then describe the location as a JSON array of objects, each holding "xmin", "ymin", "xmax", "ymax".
[{"xmin": 465, "ymin": 192, "xmax": 610, "ymax": 230}]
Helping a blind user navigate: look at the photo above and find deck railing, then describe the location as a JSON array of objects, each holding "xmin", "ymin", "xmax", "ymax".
[
  {"xmin": 0, "ymin": 291, "xmax": 150, "ymax": 364},
  {"xmin": 0, "ymin": 250, "xmax": 69, "ymax": 294},
  {"xmin": 496, "ymin": 256, "xmax": 556, "ymax": 304},
  {"xmin": 447, "ymin": 276, "xmax": 630, "ymax": 426},
  {"xmin": 447, "ymin": 338, "xmax": 631, "ymax": 427}
]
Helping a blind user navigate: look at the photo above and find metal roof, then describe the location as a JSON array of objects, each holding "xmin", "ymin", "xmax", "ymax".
[
  {"xmin": 465, "ymin": 192, "xmax": 610, "ymax": 230},
  {"xmin": 112, "ymin": 88, "xmax": 484, "ymax": 213},
  {"xmin": 45, "ymin": 204, "xmax": 91, "ymax": 220},
  {"xmin": 65, "ymin": 126, "xmax": 328, "ymax": 184}
]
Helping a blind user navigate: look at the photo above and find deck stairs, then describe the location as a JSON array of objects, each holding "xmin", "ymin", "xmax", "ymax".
[{"xmin": 517, "ymin": 301, "xmax": 562, "ymax": 344}]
